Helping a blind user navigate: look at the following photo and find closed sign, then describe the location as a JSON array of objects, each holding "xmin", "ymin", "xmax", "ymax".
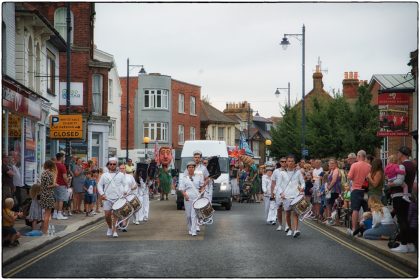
[{"xmin": 50, "ymin": 115, "xmax": 83, "ymax": 139}]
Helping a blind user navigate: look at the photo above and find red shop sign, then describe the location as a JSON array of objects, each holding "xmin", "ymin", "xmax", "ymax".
[{"xmin": 378, "ymin": 92, "xmax": 410, "ymax": 105}]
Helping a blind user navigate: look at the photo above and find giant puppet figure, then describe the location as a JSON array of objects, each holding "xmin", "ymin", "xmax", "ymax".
[{"xmin": 156, "ymin": 146, "xmax": 173, "ymax": 201}]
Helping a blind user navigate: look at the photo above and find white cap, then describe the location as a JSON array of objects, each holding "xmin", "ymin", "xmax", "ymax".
[{"xmin": 108, "ymin": 157, "xmax": 118, "ymax": 163}]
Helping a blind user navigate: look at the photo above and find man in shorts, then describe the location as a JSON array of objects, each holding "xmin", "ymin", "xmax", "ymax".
[
  {"xmin": 347, "ymin": 150, "xmax": 371, "ymax": 235},
  {"xmin": 54, "ymin": 153, "xmax": 69, "ymax": 220},
  {"xmin": 278, "ymin": 155, "xmax": 305, "ymax": 237},
  {"xmin": 97, "ymin": 158, "xmax": 128, "ymax": 238}
]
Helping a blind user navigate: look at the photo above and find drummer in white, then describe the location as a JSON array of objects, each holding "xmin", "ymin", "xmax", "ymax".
[
  {"xmin": 97, "ymin": 158, "xmax": 129, "ymax": 238},
  {"xmin": 179, "ymin": 161, "xmax": 204, "ymax": 236},
  {"xmin": 119, "ymin": 164, "xmax": 138, "ymax": 231},
  {"xmin": 278, "ymin": 155, "xmax": 305, "ymax": 237}
]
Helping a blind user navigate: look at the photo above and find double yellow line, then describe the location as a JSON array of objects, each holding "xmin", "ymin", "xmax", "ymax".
[
  {"xmin": 305, "ymin": 221, "xmax": 414, "ymax": 278},
  {"xmin": 3, "ymin": 223, "xmax": 104, "ymax": 278}
]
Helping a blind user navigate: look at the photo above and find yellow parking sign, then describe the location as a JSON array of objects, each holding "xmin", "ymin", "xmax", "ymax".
[{"xmin": 50, "ymin": 115, "xmax": 83, "ymax": 139}]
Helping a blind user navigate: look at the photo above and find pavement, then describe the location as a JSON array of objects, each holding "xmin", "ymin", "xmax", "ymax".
[{"xmin": 2, "ymin": 198, "xmax": 418, "ymax": 270}]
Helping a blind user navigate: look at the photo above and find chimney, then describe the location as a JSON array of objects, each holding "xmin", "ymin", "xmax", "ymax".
[
  {"xmin": 342, "ymin": 71, "xmax": 360, "ymax": 99},
  {"xmin": 313, "ymin": 71, "xmax": 324, "ymax": 91}
]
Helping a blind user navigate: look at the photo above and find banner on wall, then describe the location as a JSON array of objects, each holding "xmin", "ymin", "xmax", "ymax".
[
  {"xmin": 24, "ymin": 119, "xmax": 36, "ymax": 185},
  {"xmin": 59, "ymin": 82, "xmax": 83, "ymax": 106},
  {"xmin": 377, "ymin": 92, "xmax": 410, "ymax": 137}
]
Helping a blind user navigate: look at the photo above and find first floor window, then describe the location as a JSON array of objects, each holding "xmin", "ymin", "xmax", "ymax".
[
  {"xmin": 144, "ymin": 122, "xmax": 168, "ymax": 142},
  {"xmin": 190, "ymin": 126, "xmax": 195, "ymax": 140},
  {"xmin": 190, "ymin": 96, "xmax": 196, "ymax": 115},
  {"xmin": 178, "ymin": 125, "xmax": 184, "ymax": 144},
  {"xmin": 218, "ymin": 127, "xmax": 225, "ymax": 141},
  {"xmin": 92, "ymin": 74, "xmax": 103, "ymax": 115},
  {"xmin": 109, "ymin": 119, "xmax": 116, "ymax": 138},
  {"xmin": 47, "ymin": 50, "xmax": 56, "ymax": 95},
  {"xmin": 144, "ymin": 89, "xmax": 169, "ymax": 109}
]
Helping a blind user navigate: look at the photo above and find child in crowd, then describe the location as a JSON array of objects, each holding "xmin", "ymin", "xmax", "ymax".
[
  {"xmin": 353, "ymin": 211, "xmax": 372, "ymax": 237},
  {"xmin": 319, "ymin": 172, "xmax": 329, "ymax": 221},
  {"xmin": 83, "ymin": 171, "xmax": 96, "ymax": 217},
  {"xmin": 63, "ymin": 187, "xmax": 73, "ymax": 217},
  {"xmin": 26, "ymin": 183, "xmax": 43, "ymax": 230},
  {"xmin": 342, "ymin": 183, "xmax": 351, "ymax": 209},
  {"xmin": 2, "ymin": 198, "xmax": 23, "ymax": 247},
  {"xmin": 304, "ymin": 171, "xmax": 313, "ymax": 203},
  {"xmin": 385, "ymin": 155, "xmax": 409, "ymax": 202}
]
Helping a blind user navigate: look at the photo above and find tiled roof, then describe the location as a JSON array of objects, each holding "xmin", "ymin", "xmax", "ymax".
[
  {"xmin": 253, "ymin": 113, "xmax": 273, "ymax": 123},
  {"xmin": 200, "ymin": 102, "xmax": 238, "ymax": 124}
]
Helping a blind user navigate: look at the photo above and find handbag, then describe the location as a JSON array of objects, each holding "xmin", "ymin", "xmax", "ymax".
[{"xmin": 362, "ymin": 178, "xmax": 369, "ymax": 191}]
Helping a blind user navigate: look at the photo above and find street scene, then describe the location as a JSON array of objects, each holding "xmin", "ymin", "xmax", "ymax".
[{"xmin": 1, "ymin": 2, "xmax": 418, "ymax": 279}]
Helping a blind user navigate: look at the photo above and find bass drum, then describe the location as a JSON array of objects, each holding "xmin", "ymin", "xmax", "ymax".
[{"xmin": 112, "ymin": 198, "xmax": 133, "ymax": 220}]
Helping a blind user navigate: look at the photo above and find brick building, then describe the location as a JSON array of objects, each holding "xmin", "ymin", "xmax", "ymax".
[
  {"xmin": 33, "ymin": 3, "xmax": 113, "ymax": 167},
  {"xmin": 119, "ymin": 74, "xmax": 201, "ymax": 165}
]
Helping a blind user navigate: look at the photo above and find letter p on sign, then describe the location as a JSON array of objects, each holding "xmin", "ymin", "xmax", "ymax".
[{"xmin": 51, "ymin": 116, "xmax": 60, "ymax": 126}]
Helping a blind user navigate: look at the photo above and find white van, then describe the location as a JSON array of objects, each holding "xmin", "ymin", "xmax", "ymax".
[{"xmin": 178, "ymin": 140, "xmax": 232, "ymax": 210}]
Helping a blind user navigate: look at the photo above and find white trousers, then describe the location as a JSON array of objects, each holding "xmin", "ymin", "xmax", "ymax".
[
  {"xmin": 203, "ymin": 186, "xmax": 213, "ymax": 204},
  {"xmin": 184, "ymin": 199, "xmax": 198, "ymax": 234},
  {"xmin": 264, "ymin": 196, "xmax": 271, "ymax": 221},
  {"xmin": 137, "ymin": 193, "xmax": 149, "ymax": 221}
]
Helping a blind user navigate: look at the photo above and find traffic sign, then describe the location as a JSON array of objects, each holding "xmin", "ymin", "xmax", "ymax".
[
  {"xmin": 50, "ymin": 115, "xmax": 83, "ymax": 139},
  {"xmin": 302, "ymin": 149, "xmax": 309, "ymax": 156}
]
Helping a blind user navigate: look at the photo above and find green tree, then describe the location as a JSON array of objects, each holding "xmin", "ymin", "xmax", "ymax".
[
  {"xmin": 270, "ymin": 105, "xmax": 301, "ymax": 158},
  {"xmin": 350, "ymin": 85, "xmax": 382, "ymax": 154}
]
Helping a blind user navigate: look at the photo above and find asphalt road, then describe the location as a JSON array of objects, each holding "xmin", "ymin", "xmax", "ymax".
[{"xmin": 3, "ymin": 199, "xmax": 416, "ymax": 278}]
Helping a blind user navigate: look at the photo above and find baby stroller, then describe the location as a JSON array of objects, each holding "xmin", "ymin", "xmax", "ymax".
[{"xmin": 239, "ymin": 180, "xmax": 253, "ymax": 203}]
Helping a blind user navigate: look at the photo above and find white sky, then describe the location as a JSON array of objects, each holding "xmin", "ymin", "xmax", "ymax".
[{"xmin": 94, "ymin": 2, "xmax": 418, "ymax": 118}]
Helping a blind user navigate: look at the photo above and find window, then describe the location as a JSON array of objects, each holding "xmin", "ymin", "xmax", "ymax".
[
  {"xmin": 47, "ymin": 50, "xmax": 56, "ymax": 95},
  {"xmin": 252, "ymin": 141, "xmax": 259, "ymax": 156},
  {"xmin": 178, "ymin": 125, "xmax": 184, "ymax": 144},
  {"xmin": 54, "ymin": 7, "xmax": 73, "ymax": 43},
  {"xmin": 92, "ymin": 74, "xmax": 103, "ymax": 115},
  {"xmin": 212, "ymin": 126, "xmax": 216, "ymax": 140},
  {"xmin": 144, "ymin": 89, "xmax": 168, "ymax": 109},
  {"xmin": 108, "ymin": 79, "xmax": 113, "ymax": 103},
  {"xmin": 178, "ymin": 94, "xmax": 184, "ymax": 113},
  {"xmin": 190, "ymin": 96, "xmax": 196, "ymax": 115},
  {"xmin": 143, "ymin": 122, "xmax": 168, "ymax": 142},
  {"xmin": 190, "ymin": 127, "xmax": 195, "ymax": 140},
  {"xmin": 218, "ymin": 127, "xmax": 225, "ymax": 141},
  {"xmin": 109, "ymin": 119, "xmax": 116, "ymax": 138},
  {"xmin": 227, "ymin": 127, "xmax": 231, "ymax": 144}
]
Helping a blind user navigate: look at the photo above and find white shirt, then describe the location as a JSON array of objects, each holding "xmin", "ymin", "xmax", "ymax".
[
  {"xmin": 184, "ymin": 163, "xmax": 209, "ymax": 182},
  {"xmin": 372, "ymin": 207, "xmax": 394, "ymax": 227},
  {"xmin": 279, "ymin": 168, "xmax": 305, "ymax": 199},
  {"xmin": 179, "ymin": 173, "xmax": 203, "ymax": 200},
  {"xmin": 124, "ymin": 173, "xmax": 137, "ymax": 191},
  {"xmin": 271, "ymin": 168, "xmax": 284, "ymax": 195},
  {"xmin": 97, "ymin": 171, "xmax": 129, "ymax": 201},
  {"xmin": 312, "ymin": 167, "xmax": 323, "ymax": 188},
  {"xmin": 262, "ymin": 174, "xmax": 272, "ymax": 196}
]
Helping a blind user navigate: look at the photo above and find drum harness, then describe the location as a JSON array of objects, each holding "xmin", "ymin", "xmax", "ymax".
[{"xmin": 281, "ymin": 169, "xmax": 300, "ymax": 201}]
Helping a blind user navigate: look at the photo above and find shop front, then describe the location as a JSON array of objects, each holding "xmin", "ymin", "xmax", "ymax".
[{"xmin": 2, "ymin": 76, "xmax": 53, "ymax": 186}]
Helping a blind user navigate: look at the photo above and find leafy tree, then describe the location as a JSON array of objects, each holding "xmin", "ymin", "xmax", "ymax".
[
  {"xmin": 270, "ymin": 105, "xmax": 301, "ymax": 158},
  {"xmin": 350, "ymin": 85, "xmax": 382, "ymax": 154}
]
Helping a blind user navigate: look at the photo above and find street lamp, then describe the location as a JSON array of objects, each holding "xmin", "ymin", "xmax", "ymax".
[
  {"xmin": 265, "ymin": 139, "xmax": 272, "ymax": 163},
  {"xmin": 126, "ymin": 58, "xmax": 146, "ymax": 162},
  {"xmin": 143, "ymin": 136, "xmax": 150, "ymax": 161},
  {"xmin": 274, "ymin": 82, "xmax": 291, "ymax": 108},
  {"xmin": 280, "ymin": 24, "xmax": 306, "ymax": 159}
]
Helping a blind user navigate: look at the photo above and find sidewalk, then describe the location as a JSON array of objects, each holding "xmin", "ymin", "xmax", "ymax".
[{"xmin": 306, "ymin": 219, "xmax": 418, "ymax": 270}]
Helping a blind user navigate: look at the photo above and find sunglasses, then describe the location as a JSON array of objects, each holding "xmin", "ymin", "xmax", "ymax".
[
  {"xmin": 109, "ymin": 163, "xmax": 117, "ymax": 166},
  {"xmin": 280, "ymin": 161, "xmax": 286, "ymax": 163}
]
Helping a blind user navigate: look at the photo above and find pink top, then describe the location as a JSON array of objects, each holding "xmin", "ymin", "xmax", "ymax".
[
  {"xmin": 348, "ymin": 160, "xmax": 371, "ymax": 190},
  {"xmin": 384, "ymin": 163, "xmax": 405, "ymax": 180}
]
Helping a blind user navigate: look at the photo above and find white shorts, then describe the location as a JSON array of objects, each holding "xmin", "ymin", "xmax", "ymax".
[
  {"xmin": 275, "ymin": 196, "xmax": 284, "ymax": 208},
  {"xmin": 282, "ymin": 198, "xmax": 294, "ymax": 211},
  {"xmin": 103, "ymin": 200, "xmax": 114, "ymax": 211}
]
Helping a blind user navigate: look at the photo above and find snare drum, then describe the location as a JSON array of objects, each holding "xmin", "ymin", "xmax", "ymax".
[
  {"xmin": 112, "ymin": 198, "xmax": 133, "ymax": 220},
  {"xmin": 291, "ymin": 195, "xmax": 312, "ymax": 221},
  {"xmin": 193, "ymin": 197, "xmax": 214, "ymax": 224},
  {"xmin": 126, "ymin": 194, "xmax": 142, "ymax": 212}
]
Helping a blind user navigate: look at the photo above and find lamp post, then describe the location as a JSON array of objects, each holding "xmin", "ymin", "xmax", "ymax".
[
  {"xmin": 265, "ymin": 139, "xmax": 272, "ymax": 163},
  {"xmin": 274, "ymin": 82, "xmax": 291, "ymax": 108},
  {"xmin": 143, "ymin": 136, "xmax": 150, "ymax": 161},
  {"xmin": 126, "ymin": 58, "xmax": 146, "ymax": 162},
  {"xmin": 280, "ymin": 24, "xmax": 306, "ymax": 159}
]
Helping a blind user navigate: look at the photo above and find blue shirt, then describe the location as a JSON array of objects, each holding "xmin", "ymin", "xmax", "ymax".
[{"xmin": 84, "ymin": 178, "xmax": 96, "ymax": 195}]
